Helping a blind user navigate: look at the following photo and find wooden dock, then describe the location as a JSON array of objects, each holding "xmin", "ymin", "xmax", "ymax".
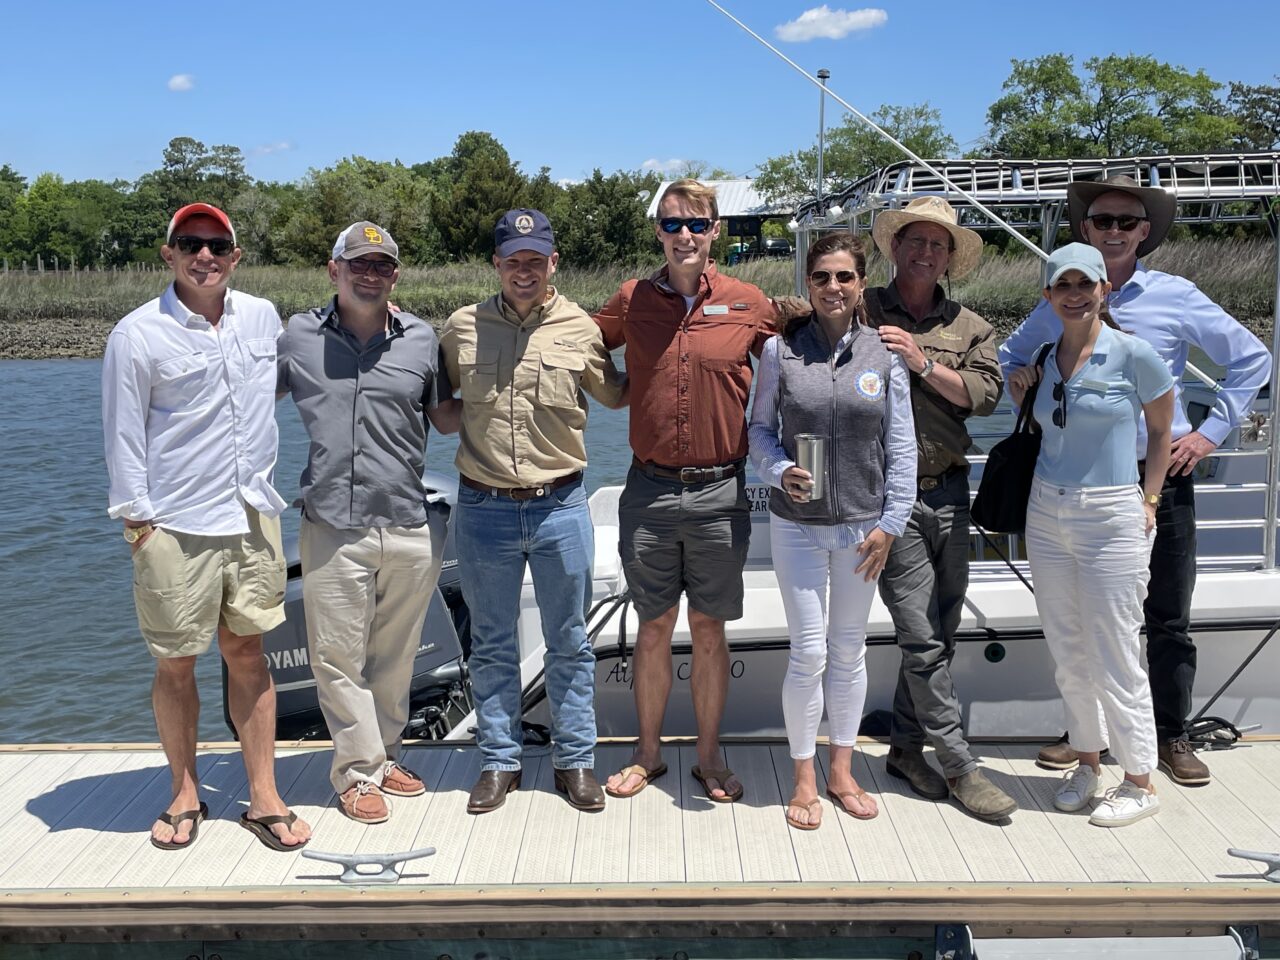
[{"xmin": 2, "ymin": 739, "xmax": 1279, "ymax": 949}]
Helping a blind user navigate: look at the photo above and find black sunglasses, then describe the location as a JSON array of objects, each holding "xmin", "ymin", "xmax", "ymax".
[
  {"xmin": 1086, "ymin": 214, "xmax": 1148, "ymax": 232},
  {"xmin": 658, "ymin": 217, "xmax": 713, "ymax": 235},
  {"xmin": 171, "ymin": 235, "xmax": 234, "ymax": 257},
  {"xmin": 809, "ymin": 269, "xmax": 860, "ymax": 286},
  {"xmin": 345, "ymin": 258, "xmax": 397, "ymax": 278},
  {"xmin": 1052, "ymin": 380, "xmax": 1068, "ymax": 428}
]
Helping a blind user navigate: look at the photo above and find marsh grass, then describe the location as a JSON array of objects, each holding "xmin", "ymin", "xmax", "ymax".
[{"xmin": 0, "ymin": 239, "xmax": 1273, "ymax": 353}]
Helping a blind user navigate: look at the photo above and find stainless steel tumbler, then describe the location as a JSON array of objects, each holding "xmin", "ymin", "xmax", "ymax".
[{"xmin": 794, "ymin": 434, "xmax": 826, "ymax": 502}]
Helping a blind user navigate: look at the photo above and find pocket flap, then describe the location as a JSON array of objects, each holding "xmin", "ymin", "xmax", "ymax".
[
  {"xmin": 541, "ymin": 350, "xmax": 586, "ymax": 372},
  {"xmin": 155, "ymin": 352, "xmax": 208, "ymax": 380},
  {"xmin": 246, "ymin": 337, "xmax": 276, "ymax": 359},
  {"xmin": 699, "ymin": 357, "xmax": 740, "ymax": 373}
]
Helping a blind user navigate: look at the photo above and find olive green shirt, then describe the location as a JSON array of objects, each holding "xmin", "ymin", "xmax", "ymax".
[
  {"xmin": 864, "ymin": 283, "xmax": 1003, "ymax": 479},
  {"xmin": 440, "ymin": 287, "xmax": 625, "ymax": 487}
]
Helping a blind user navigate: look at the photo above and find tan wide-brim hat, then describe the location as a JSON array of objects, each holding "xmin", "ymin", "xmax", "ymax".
[
  {"xmin": 1067, "ymin": 174, "xmax": 1176, "ymax": 258},
  {"xmin": 871, "ymin": 196, "xmax": 984, "ymax": 279}
]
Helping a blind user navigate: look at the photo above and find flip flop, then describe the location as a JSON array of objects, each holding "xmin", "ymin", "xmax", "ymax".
[
  {"xmin": 691, "ymin": 765, "xmax": 744, "ymax": 803},
  {"xmin": 605, "ymin": 762, "xmax": 668, "ymax": 798},
  {"xmin": 150, "ymin": 801, "xmax": 208, "ymax": 851},
  {"xmin": 785, "ymin": 797, "xmax": 823, "ymax": 831},
  {"xmin": 827, "ymin": 787, "xmax": 879, "ymax": 820},
  {"xmin": 239, "ymin": 810, "xmax": 309, "ymax": 852}
]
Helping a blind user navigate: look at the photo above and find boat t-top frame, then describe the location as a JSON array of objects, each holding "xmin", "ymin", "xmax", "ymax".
[{"xmin": 790, "ymin": 151, "xmax": 1280, "ymax": 573}]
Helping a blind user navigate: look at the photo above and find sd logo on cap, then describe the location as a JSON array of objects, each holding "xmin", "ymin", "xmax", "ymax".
[{"xmin": 495, "ymin": 209, "xmax": 554, "ymax": 257}]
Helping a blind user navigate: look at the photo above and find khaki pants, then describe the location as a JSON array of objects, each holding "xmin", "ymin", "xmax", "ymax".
[{"xmin": 300, "ymin": 514, "xmax": 445, "ymax": 793}]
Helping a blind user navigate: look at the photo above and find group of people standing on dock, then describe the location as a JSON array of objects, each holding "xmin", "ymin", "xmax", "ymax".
[{"xmin": 102, "ymin": 172, "xmax": 1270, "ymax": 851}]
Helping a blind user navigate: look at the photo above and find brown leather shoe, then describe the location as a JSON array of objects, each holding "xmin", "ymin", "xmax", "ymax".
[
  {"xmin": 554, "ymin": 768, "xmax": 606, "ymax": 811},
  {"xmin": 467, "ymin": 769, "xmax": 521, "ymax": 814},
  {"xmin": 1158, "ymin": 738, "xmax": 1211, "ymax": 786},
  {"xmin": 947, "ymin": 769, "xmax": 1018, "ymax": 822},
  {"xmin": 885, "ymin": 747, "xmax": 948, "ymax": 801},
  {"xmin": 381, "ymin": 761, "xmax": 426, "ymax": 797},
  {"xmin": 1037, "ymin": 733, "xmax": 1108, "ymax": 770},
  {"xmin": 339, "ymin": 782, "xmax": 389, "ymax": 823}
]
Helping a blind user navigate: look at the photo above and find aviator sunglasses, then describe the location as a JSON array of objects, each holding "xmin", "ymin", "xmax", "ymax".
[
  {"xmin": 1052, "ymin": 380, "xmax": 1068, "ymax": 428},
  {"xmin": 658, "ymin": 217, "xmax": 713, "ymax": 235},
  {"xmin": 345, "ymin": 258, "xmax": 397, "ymax": 278},
  {"xmin": 1086, "ymin": 213, "xmax": 1148, "ymax": 232},
  {"xmin": 809, "ymin": 269, "xmax": 859, "ymax": 286},
  {"xmin": 171, "ymin": 235, "xmax": 235, "ymax": 257}
]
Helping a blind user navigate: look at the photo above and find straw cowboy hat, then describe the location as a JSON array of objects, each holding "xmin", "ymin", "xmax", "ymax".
[
  {"xmin": 871, "ymin": 196, "xmax": 984, "ymax": 279},
  {"xmin": 1068, "ymin": 174, "xmax": 1176, "ymax": 258}
]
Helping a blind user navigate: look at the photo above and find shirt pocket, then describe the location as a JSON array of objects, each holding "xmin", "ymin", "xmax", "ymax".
[
  {"xmin": 155, "ymin": 352, "xmax": 208, "ymax": 382},
  {"xmin": 152, "ymin": 352, "xmax": 210, "ymax": 409},
  {"xmin": 457, "ymin": 347, "xmax": 499, "ymax": 404},
  {"xmin": 536, "ymin": 349, "xmax": 587, "ymax": 409},
  {"xmin": 245, "ymin": 337, "xmax": 276, "ymax": 392}
]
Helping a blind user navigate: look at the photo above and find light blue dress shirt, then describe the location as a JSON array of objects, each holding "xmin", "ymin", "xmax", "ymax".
[
  {"xmin": 748, "ymin": 328, "xmax": 917, "ymax": 546},
  {"xmin": 999, "ymin": 263, "xmax": 1271, "ymax": 455},
  {"xmin": 1032, "ymin": 325, "xmax": 1174, "ymax": 487}
]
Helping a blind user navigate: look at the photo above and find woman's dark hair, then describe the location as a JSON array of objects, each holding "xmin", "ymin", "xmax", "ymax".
[
  {"xmin": 786, "ymin": 233, "xmax": 869, "ymax": 336},
  {"xmin": 1099, "ymin": 300, "xmax": 1122, "ymax": 331}
]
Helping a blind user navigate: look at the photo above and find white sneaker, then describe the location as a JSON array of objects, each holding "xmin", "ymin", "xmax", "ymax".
[
  {"xmin": 1088, "ymin": 781, "xmax": 1159, "ymax": 827},
  {"xmin": 1053, "ymin": 765, "xmax": 1100, "ymax": 812}
]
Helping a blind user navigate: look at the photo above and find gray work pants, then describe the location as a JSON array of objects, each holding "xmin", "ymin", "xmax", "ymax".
[{"xmin": 876, "ymin": 476, "xmax": 976, "ymax": 778}]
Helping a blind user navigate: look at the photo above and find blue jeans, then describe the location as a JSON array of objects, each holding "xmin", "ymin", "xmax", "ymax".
[{"xmin": 454, "ymin": 478, "xmax": 596, "ymax": 771}]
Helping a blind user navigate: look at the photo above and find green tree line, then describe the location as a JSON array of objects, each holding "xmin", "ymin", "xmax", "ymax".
[{"xmin": 1, "ymin": 56, "xmax": 1276, "ymax": 269}]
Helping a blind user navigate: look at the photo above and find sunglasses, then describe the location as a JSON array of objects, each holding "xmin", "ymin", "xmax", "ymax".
[
  {"xmin": 658, "ymin": 217, "xmax": 713, "ymax": 235},
  {"xmin": 171, "ymin": 235, "xmax": 234, "ymax": 257},
  {"xmin": 1086, "ymin": 214, "xmax": 1148, "ymax": 232},
  {"xmin": 345, "ymin": 258, "xmax": 397, "ymax": 277},
  {"xmin": 808, "ymin": 269, "xmax": 860, "ymax": 286},
  {"xmin": 1052, "ymin": 380, "xmax": 1068, "ymax": 428}
]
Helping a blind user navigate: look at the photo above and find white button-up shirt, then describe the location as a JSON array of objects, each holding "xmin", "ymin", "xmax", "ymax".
[{"xmin": 102, "ymin": 284, "xmax": 287, "ymax": 535}]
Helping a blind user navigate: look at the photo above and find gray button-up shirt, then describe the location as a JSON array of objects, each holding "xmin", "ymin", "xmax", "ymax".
[{"xmin": 278, "ymin": 298, "xmax": 451, "ymax": 529}]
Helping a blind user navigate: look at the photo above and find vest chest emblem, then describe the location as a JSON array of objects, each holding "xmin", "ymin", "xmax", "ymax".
[{"xmin": 854, "ymin": 369, "xmax": 885, "ymax": 400}]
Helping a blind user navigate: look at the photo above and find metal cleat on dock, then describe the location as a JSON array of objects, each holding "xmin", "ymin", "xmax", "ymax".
[
  {"xmin": 301, "ymin": 845, "xmax": 437, "ymax": 884},
  {"xmin": 1228, "ymin": 848, "xmax": 1280, "ymax": 882}
]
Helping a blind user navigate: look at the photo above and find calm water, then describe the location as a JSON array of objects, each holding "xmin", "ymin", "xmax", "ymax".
[{"xmin": 0, "ymin": 359, "xmax": 634, "ymax": 743}]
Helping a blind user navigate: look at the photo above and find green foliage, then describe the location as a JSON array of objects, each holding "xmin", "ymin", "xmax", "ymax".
[
  {"xmin": 1228, "ymin": 77, "xmax": 1280, "ymax": 149},
  {"xmin": 550, "ymin": 169, "xmax": 661, "ymax": 268},
  {"xmin": 754, "ymin": 103, "xmax": 957, "ymax": 206},
  {"xmin": 430, "ymin": 132, "xmax": 526, "ymax": 260},
  {"xmin": 985, "ymin": 54, "xmax": 1239, "ymax": 157}
]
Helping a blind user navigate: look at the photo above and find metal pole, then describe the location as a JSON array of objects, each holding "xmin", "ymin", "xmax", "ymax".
[
  {"xmin": 816, "ymin": 68, "xmax": 829, "ymax": 212},
  {"xmin": 1263, "ymin": 217, "xmax": 1280, "ymax": 571}
]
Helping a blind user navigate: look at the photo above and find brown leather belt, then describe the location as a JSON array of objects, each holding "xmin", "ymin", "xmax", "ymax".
[
  {"xmin": 632, "ymin": 456, "xmax": 743, "ymax": 484},
  {"xmin": 460, "ymin": 471, "xmax": 582, "ymax": 501},
  {"xmin": 918, "ymin": 466, "xmax": 966, "ymax": 492}
]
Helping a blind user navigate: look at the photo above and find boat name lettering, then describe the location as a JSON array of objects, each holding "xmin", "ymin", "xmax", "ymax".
[{"xmin": 604, "ymin": 659, "xmax": 745, "ymax": 686}]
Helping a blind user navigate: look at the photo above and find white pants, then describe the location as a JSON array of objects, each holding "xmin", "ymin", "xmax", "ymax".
[
  {"xmin": 770, "ymin": 515, "xmax": 878, "ymax": 760},
  {"xmin": 1025, "ymin": 478, "xmax": 1158, "ymax": 775},
  {"xmin": 300, "ymin": 514, "xmax": 445, "ymax": 792}
]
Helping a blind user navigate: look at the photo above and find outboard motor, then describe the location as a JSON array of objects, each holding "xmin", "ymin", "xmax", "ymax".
[{"xmin": 223, "ymin": 472, "xmax": 471, "ymax": 741}]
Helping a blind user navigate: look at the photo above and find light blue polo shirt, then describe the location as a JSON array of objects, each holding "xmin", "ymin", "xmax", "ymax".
[{"xmin": 1032, "ymin": 325, "xmax": 1174, "ymax": 487}]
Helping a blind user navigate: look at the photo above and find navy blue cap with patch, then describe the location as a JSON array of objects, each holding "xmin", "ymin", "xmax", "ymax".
[{"xmin": 495, "ymin": 208, "xmax": 554, "ymax": 258}]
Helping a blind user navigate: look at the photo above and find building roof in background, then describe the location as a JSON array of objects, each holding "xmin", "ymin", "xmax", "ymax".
[{"xmin": 646, "ymin": 179, "xmax": 793, "ymax": 219}]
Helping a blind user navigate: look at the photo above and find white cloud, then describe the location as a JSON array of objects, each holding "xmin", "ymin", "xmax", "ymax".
[
  {"xmin": 167, "ymin": 73, "xmax": 194, "ymax": 92},
  {"xmin": 641, "ymin": 158, "xmax": 688, "ymax": 176},
  {"xmin": 556, "ymin": 177, "xmax": 582, "ymax": 187},
  {"xmin": 253, "ymin": 141, "xmax": 294, "ymax": 156},
  {"xmin": 774, "ymin": 6, "xmax": 887, "ymax": 42}
]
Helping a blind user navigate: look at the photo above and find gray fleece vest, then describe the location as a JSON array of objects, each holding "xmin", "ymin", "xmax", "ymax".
[{"xmin": 770, "ymin": 318, "xmax": 893, "ymax": 526}]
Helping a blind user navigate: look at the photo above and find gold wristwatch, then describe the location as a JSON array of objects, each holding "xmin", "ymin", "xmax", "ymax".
[
  {"xmin": 1143, "ymin": 493, "xmax": 1161, "ymax": 507},
  {"xmin": 123, "ymin": 523, "xmax": 154, "ymax": 544}
]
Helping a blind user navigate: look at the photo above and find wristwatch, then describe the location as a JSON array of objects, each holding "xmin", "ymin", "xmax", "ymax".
[
  {"xmin": 919, "ymin": 358, "xmax": 936, "ymax": 379},
  {"xmin": 1143, "ymin": 493, "xmax": 1161, "ymax": 507},
  {"xmin": 123, "ymin": 523, "xmax": 154, "ymax": 544}
]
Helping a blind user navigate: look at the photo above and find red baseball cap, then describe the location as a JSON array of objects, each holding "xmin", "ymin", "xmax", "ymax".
[{"xmin": 166, "ymin": 203, "xmax": 237, "ymax": 246}]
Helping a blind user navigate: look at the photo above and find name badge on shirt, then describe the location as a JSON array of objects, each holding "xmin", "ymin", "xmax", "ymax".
[
  {"xmin": 703, "ymin": 304, "xmax": 729, "ymax": 315},
  {"xmin": 1080, "ymin": 378, "xmax": 1109, "ymax": 392}
]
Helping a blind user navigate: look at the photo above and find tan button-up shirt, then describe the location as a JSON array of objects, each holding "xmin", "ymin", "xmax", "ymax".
[
  {"xmin": 440, "ymin": 288, "xmax": 625, "ymax": 487},
  {"xmin": 864, "ymin": 282, "xmax": 1003, "ymax": 478}
]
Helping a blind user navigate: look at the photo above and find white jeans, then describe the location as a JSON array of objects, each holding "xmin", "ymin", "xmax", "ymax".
[
  {"xmin": 1024, "ymin": 478, "xmax": 1158, "ymax": 775},
  {"xmin": 300, "ymin": 514, "xmax": 445, "ymax": 792},
  {"xmin": 770, "ymin": 514, "xmax": 878, "ymax": 759}
]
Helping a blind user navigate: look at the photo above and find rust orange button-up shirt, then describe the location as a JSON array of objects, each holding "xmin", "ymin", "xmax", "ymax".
[{"xmin": 594, "ymin": 263, "xmax": 777, "ymax": 468}]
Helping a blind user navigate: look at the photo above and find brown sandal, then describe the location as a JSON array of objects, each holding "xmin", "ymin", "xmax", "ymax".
[
  {"xmin": 604, "ymin": 762, "xmax": 668, "ymax": 798},
  {"xmin": 785, "ymin": 797, "xmax": 823, "ymax": 831},
  {"xmin": 827, "ymin": 787, "xmax": 879, "ymax": 820},
  {"xmin": 691, "ymin": 765, "xmax": 744, "ymax": 803}
]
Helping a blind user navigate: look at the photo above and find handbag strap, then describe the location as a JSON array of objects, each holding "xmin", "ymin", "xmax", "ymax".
[{"xmin": 1014, "ymin": 341, "xmax": 1055, "ymax": 435}]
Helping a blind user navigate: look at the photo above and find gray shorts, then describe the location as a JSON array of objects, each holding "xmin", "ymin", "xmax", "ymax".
[{"xmin": 618, "ymin": 466, "xmax": 751, "ymax": 622}]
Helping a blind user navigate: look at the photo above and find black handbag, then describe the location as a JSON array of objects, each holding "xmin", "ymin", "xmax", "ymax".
[{"xmin": 970, "ymin": 342, "xmax": 1054, "ymax": 535}]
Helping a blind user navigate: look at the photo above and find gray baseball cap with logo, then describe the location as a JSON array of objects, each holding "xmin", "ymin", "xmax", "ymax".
[{"xmin": 332, "ymin": 221, "xmax": 400, "ymax": 262}]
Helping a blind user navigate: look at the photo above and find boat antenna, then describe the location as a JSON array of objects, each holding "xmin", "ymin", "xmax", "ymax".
[{"xmin": 703, "ymin": 0, "xmax": 1048, "ymax": 260}]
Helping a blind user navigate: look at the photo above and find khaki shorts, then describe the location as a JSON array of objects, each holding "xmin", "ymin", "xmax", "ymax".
[{"xmin": 132, "ymin": 507, "xmax": 287, "ymax": 659}]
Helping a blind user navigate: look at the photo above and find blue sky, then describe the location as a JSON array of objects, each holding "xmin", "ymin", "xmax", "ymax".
[{"xmin": 4, "ymin": 0, "xmax": 1276, "ymax": 186}]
